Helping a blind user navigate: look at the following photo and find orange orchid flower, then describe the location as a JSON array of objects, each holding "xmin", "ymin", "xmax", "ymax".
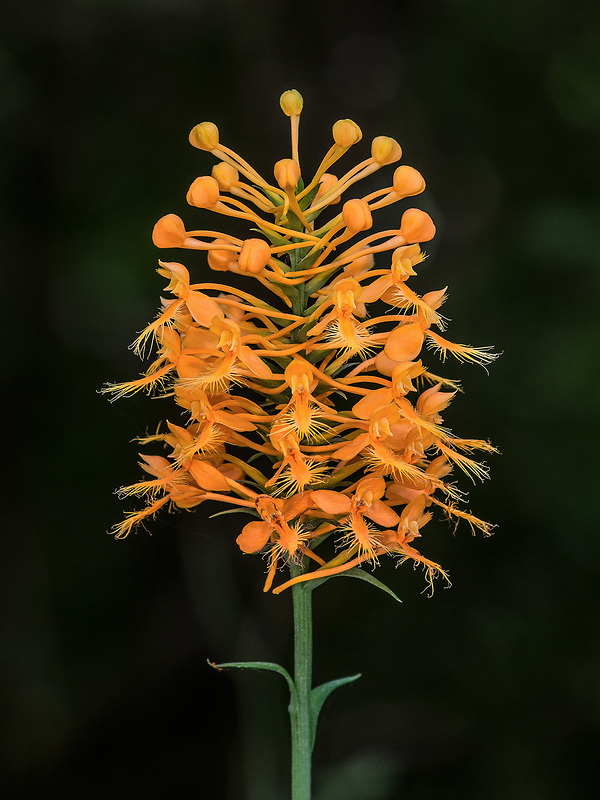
[{"xmin": 106, "ymin": 90, "xmax": 497, "ymax": 595}]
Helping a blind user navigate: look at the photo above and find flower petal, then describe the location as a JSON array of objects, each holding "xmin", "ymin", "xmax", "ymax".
[
  {"xmin": 188, "ymin": 459, "xmax": 231, "ymax": 491},
  {"xmin": 186, "ymin": 291, "xmax": 224, "ymax": 327},
  {"xmin": 384, "ymin": 321, "xmax": 424, "ymax": 362},
  {"xmin": 311, "ymin": 490, "xmax": 352, "ymax": 514}
]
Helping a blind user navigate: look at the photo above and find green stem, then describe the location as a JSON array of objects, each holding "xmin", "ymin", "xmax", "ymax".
[
  {"xmin": 288, "ymin": 204, "xmax": 314, "ymax": 797},
  {"xmin": 289, "ymin": 561, "xmax": 313, "ymax": 800},
  {"xmin": 287, "ymin": 212, "xmax": 308, "ymax": 328}
]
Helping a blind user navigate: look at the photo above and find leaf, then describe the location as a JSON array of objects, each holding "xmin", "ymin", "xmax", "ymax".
[
  {"xmin": 223, "ymin": 454, "xmax": 267, "ymax": 488},
  {"xmin": 296, "ymin": 249, "xmax": 322, "ymax": 273},
  {"xmin": 259, "ymin": 187, "xmax": 284, "ymax": 206},
  {"xmin": 307, "ymin": 567, "xmax": 402, "ymax": 603},
  {"xmin": 208, "ymin": 659, "xmax": 296, "ymax": 696},
  {"xmin": 251, "ymin": 226, "xmax": 291, "ymax": 248},
  {"xmin": 298, "ymin": 183, "xmax": 321, "ymax": 212},
  {"xmin": 311, "ymin": 461, "xmax": 364, "ymax": 490},
  {"xmin": 305, "ymin": 266, "xmax": 339, "ymax": 296},
  {"xmin": 310, "ymin": 674, "xmax": 361, "ymax": 749},
  {"xmin": 284, "ymin": 209, "xmax": 304, "ymax": 232}
]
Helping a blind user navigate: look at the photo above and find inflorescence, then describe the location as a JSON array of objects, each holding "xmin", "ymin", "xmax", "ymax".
[{"xmin": 105, "ymin": 90, "xmax": 497, "ymax": 594}]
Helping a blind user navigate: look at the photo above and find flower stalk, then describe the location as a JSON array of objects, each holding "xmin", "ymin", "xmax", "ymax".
[{"xmin": 290, "ymin": 562, "xmax": 313, "ymax": 800}]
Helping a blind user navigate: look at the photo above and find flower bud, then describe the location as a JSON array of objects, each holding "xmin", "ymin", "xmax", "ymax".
[
  {"xmin": 280, "ymin": 89, "xmax": 304, "ymax": 117},
  {"xmin": 189, "ymin": 121, "xmax": 219, "ymax": 151},
  {"xmin": 332, "ymin": 119, "xmax": 362, "ymax": 148},
  {"xmin": 416, "ymin": 385, "xmax": 455, "ymax": 417},
  {"xmin": 393, "ymin": 165, "xmax": 425, "ymax": 198},
  {"xmin": 186, "ymin": 176, "xmax": 220, "ymax": 209},
  {"xmin": 314, "ymin": 173, "xmax": 339, "ymax": 203},
  {"xmin": 274, "ymin": 158, "xmax": 301, "ymax": 191},
  {"xmin": 152, "ymin": 214, "xmax": 188, "ymax": 248},
  {"xmin": 238, "ymin": 238, "xmax": 271, "ymax": 275},
  {"xmin": 399, "ymin": 208, "xmax": 436, "ymax": 243},
  {"xmin": 371, "ymin": 136, "xmax": 402, "ymax": 165},
  {"xmin": 342, "ymin": 198, "xmax": 373, "ymax": 233},
  {"xmin": 212, "ymin": 162, "xmax": 239, "ymax": 191},
  {"xmin": 207, "ymin": 239, "xmax": 238, "ymax": 272}
]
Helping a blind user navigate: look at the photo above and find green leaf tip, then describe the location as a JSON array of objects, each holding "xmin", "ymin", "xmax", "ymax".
[
  {"xmin": 208, "ymin": 658, "xmax": 295, "ymax": 694},
  {"xmin": 307, "ymin": 567, "xmax": 402, "ymax": 603},
  {"xmin": 310, "ymin": 673, "xmax": 362, "ymax": 749}
]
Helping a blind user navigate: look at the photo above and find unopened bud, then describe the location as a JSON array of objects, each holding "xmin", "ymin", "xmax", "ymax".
[
  {"xmin": 207, "ymin": 239, "xmax": 238, "ymax": 272},
  {"xmin": 186, "ymin": 176, "xmax": 220, "ymax": 209},
  {"xmin": 238, "ymin": 238, "xmax": 271, "ymax": 275},
  {"xmin": 371, "ymin": 136, "xmax": 402, "ymax": 165},
  {"xmin": 212, "ymin": 162, "xmax": 239, "ymax": 191},
  {"xmin": 280, "ymin": 89, "xmax": 304, "ymax": 117},
  {"xmin": 189, "ymin": 121, "xmax": 219, "ymax": 151},
  {"xmin": 342, "ymin": 198, "xmax": 373, "ymax": 233},
  {"xmin": 399, "ymin": 208, "xmax": 436, "ymax": 243},
  {"xmin": 152, "ymin": 214, "xmax": 188, "ymax": 248},
  {"xmin": 274, "ymin": 158, "xmax": 301, "ymax": 191},
  {"xmin": 332, "ymin": 119, "xmax": 362, "ymax": 148},
  {"xmin": 393, "ymin": 165, "xmax": 425, "ymax": 198},
  {"xmin": 314, "ymin": 173, "xmax": 339, "ymax": 203}
]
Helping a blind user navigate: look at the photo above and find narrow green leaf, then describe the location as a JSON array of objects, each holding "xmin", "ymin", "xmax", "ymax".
[
  {"xmin": 298, "ymin": 183, "xmax": 321, "ymax": 212},
  {"xmin": 251, "ymin": 226, "xmax": 291, "ymax": 248},
  {"xmin": 284, "ymin": 209, "xmax": 304, "ymax": 232},
  {"xmin": 222, "ymin": 453, "xmax": 268, "ymax": 488},
  {"xmin": 209, "ymin": 659, "xmax": 296, "ymax": 696},
  {"xmin": 296, "ymin": 250, "xmax": 322, "ymax": 273},
  {"xmin": 260, "ymin": 187, "xmax": 284, "ymax": 206},
  {"xmin": 307, "ymin": 567, "xmax": 402, "ymax": 603},
  {"xmin": 305, "ymin": 266, "xmax": 339, "ymax": 296},
  {"xmin": 310, "ymin": 674, "xmax": 361, "ymax": 749},
  {"xmin": 311, "ymin": 461, "xmax": 365, "ymax": 489}
]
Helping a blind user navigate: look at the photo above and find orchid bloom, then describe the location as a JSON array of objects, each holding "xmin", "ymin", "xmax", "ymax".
[{"xmin": 106, "ymin": 90, "xmax": 497, "ymax": 594}]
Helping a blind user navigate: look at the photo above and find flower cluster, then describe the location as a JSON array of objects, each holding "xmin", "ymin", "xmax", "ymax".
[{"xmin": 106, "ymin": 90, "xmax": 496, "ymax": 594}]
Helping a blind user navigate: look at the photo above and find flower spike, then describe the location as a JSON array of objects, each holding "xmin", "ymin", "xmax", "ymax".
[{"xmin": 107, "ymin": 91, "xmax": 497, "ymax": 595}]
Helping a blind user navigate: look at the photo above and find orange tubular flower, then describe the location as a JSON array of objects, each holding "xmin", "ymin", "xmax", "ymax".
[{"xmin": 106, "ymin": 90, "xmax": 497, "ymax": 594}]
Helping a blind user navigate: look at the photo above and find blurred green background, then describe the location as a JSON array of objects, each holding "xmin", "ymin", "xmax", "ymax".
[{"xmin": 2, "ymin": 0, "xmax": 600, "ymax": 798}]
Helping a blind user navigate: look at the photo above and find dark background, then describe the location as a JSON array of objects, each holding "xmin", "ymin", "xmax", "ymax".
[{"xmin": 2, "ymin": 1, "xmax": 600, "ymax": 798}]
